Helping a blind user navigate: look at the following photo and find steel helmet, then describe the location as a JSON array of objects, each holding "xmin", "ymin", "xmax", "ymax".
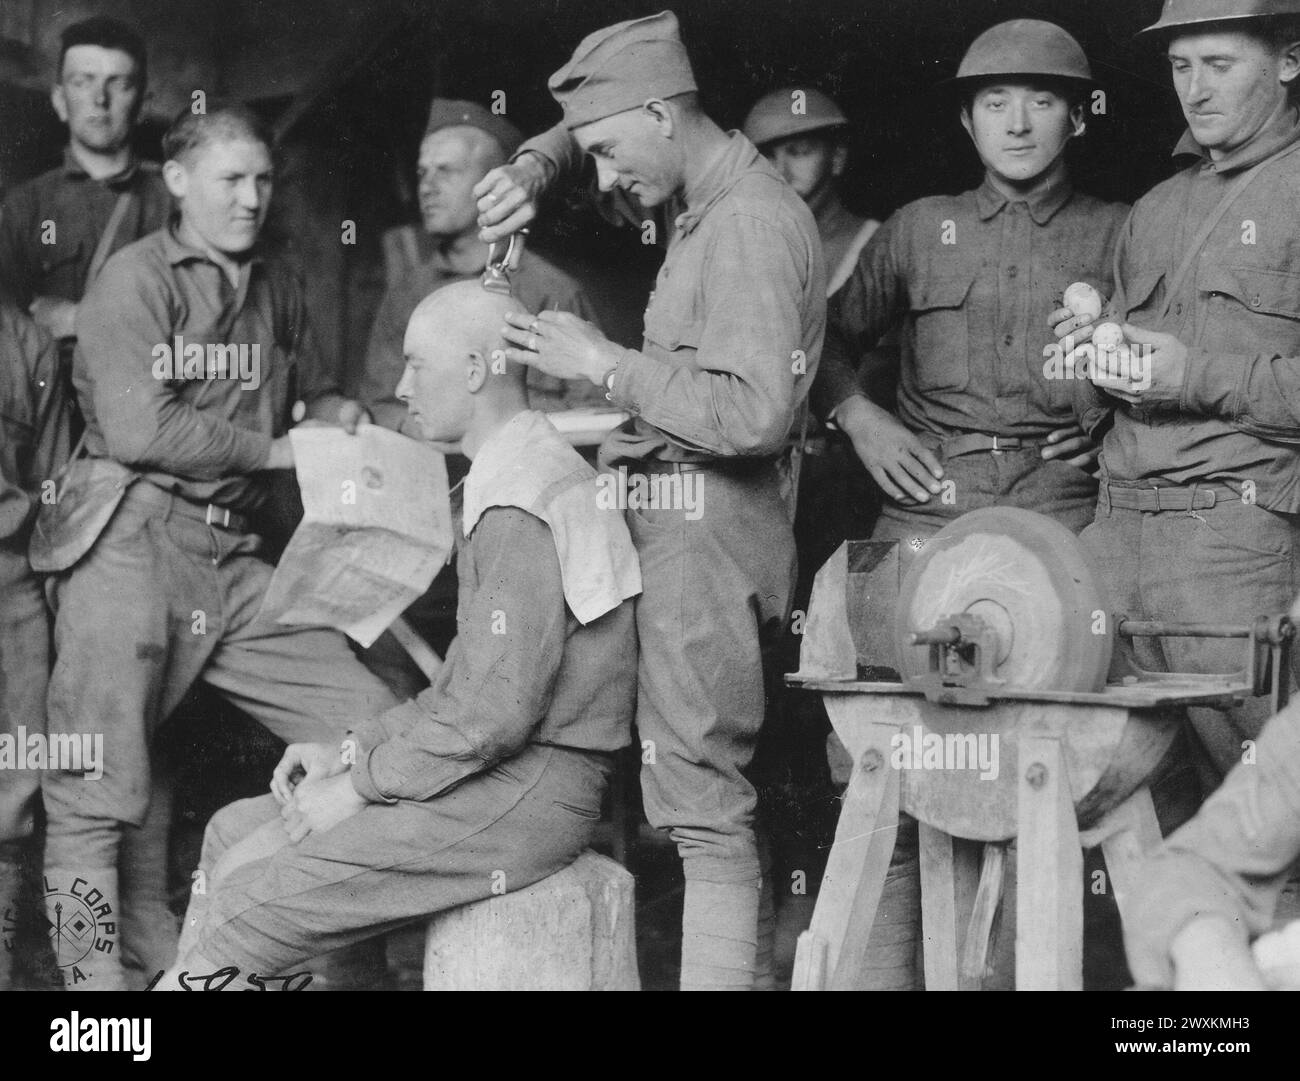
[
  {"xmin": 1139, "ymin": 0, "xmax": 1300, "ymax": 37},
  {"xmin": 742, "ymin": 87, "xmax": 848, "ymax": 147},
  {"xmin": 946, "ymin": 19, "xmax": 1093, "ymax": 87}
]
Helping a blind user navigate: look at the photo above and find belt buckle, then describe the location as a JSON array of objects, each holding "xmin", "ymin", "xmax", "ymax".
[
  {"xmin": 205, "ymin": 504, "xmax": 231, "ymax": 528},
  {"xmin": 991, "ymin": 435, "xmax": 1003, "ymax": 455},
  {"xmin": 1151, "ymin": 486, "xmax": 1162, "ymax": 512},
  {"xmin": 991, "ymin": 435, "xmax": 1019, "ymax": 455}
]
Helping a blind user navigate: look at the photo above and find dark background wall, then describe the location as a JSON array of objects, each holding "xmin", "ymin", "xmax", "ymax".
[{"xmin": 1, "ymin": 0, "xmax": 1188, "ymax": 389}]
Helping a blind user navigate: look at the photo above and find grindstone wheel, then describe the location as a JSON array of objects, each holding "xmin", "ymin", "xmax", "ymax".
[{"xmin": 895, "ymin": 507, "xmax": 1113, "ymax": 693}]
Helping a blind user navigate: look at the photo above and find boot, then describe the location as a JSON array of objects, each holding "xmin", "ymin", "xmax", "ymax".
[
  {"xmin": 41, "ymin": 865, "xmax": 127, "ymax": 990},
  {"xmin": 120, "ymin": 770, "xmax": 180, "ymax": 988}
]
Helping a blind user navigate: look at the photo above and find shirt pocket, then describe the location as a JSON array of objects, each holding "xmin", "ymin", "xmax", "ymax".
[
  {"xmin": 643, "ymin": 307, "xmax": 703, "ymax": 364},
  {"xmin": 908, "ymin": 274, "xmax": 976, "ymax": 392},
  {"xmin": 1198, "ymin": 265, "xmax": 1300, "ymax": 345}
]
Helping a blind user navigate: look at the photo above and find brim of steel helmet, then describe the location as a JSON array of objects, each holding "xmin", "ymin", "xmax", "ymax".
[
  {"xmin": 936, "ymin": 72, "xmax": 1096, "ymax": 93},
  {"xmin": 749, "ymin": 118, "xmax": 850, "ymax": 147},
  {"xmin": 1136, "ymin": 12, "xmax": 1281, "ymax": 38}
]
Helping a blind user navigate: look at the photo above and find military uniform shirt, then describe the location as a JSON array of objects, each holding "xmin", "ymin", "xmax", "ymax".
[
  {"xmin": 817, "ymin": 175, "xmax": 1128, "ymax": 439},
  {"xmin": 74, "ymin": 227, "xmax": 338, "ymax": 513},
  {"xmin": 1083, "ymin": 108, "xmax": 1300, "ymax": 513},
  {"xmin": 0, "ymin": 151, "xmax": 171, "ymax": 308}
]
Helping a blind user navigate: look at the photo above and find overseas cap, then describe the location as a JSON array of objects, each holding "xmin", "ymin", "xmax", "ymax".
[
  {"xmin": 424, "ymin": 98, "xmax": 523, "ymax": 158},
  {"xmin": 547, "ymin": 10, "xmax": 698, "ymax": 129},
  {"xmin": 742, "ymin": 88, "xmax": 848, "ymax": 147},
  {"xmin": 947, "ymin": 19, "xmax": 1093, "ymax": 86},
  {"xmin": 1139, "ymin": 0, "xmax": 1300, "ymax": 38}
]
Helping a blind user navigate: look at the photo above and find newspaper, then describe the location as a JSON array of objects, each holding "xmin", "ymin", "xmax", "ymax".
[{"xmin": 258, "ymin": 424, "xmax": 452, "ymax": 646}]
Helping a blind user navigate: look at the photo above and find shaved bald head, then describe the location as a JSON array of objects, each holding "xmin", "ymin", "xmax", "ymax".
[
  {"xmin": 398, "ymin": 281, "xmax": 530, "ymax": 445},
  {"xmin": 408, "ymin": 281, "xmax": 518, "ymax": 366}
]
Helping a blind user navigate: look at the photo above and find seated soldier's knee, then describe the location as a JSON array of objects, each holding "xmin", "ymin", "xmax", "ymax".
[{"xmin": 202, "ymin": 796, "xmax": 281, "ymax": 881}]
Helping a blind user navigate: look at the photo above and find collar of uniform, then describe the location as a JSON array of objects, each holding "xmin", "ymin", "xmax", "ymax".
[
  {"xmin": 160, "ymin": 224, "xmax": 266, "ymax": 268},
  {"xmin": 673, "ymin": 131, "xmax": 760, "ymax": 237},
  {"xmin": 462, "ymin": 409, "xmax": 572, "ymax": 537},
  {"xmin": 1172, "ymin": 104, "xmax": 1300, "ymax": 175},
  {"xmin": 974, "ymin": 173, "xmax": 1074, "ymax": 225},
  {"xmin": 61, "ymin": 146, "xmax": 142, "ymax": 186}
]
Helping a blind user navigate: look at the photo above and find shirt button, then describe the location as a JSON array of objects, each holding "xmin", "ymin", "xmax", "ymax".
[
  {"xmin": 1004, "ymin": 334, "xmax": 1014, "ymax": 347},
  {"xmin": 1007, "ymin": 266, "xmax": 1018, "ymax": 278}
]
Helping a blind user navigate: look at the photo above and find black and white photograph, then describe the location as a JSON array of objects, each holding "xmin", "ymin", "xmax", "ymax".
[{"xmin": 0, "ymin": 0, "xmax": 1296, "ymax": 1048}]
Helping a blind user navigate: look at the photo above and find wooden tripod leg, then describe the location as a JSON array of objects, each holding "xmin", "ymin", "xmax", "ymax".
[
  {"xmin": 1087, "ymin": 787, "xmax": 1161, "ymax": 932},
  {"xmin": 793, "ymin": 719, "xmax": 902, "ymax": 991},
  {"xmin": 919, "ymin": 825, "xmax": 982, "ymax": 990},
  {"xmin": 1016, "ymin": 735, "xmax": 1083, "ymax": 991}
]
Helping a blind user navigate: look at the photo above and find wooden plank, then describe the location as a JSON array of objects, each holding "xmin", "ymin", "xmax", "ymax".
[
  {"xmin": 1092, "ymin": 787, "xmax": 1162, "ymax": 932},
  {"xmin": 1015, "ymin": 734, "xmax": 1083, "ymax": 990},
  {"xmin": 788, "ymin": 677, "xmax": 1250, "ymax": 710},
  {"xmin": 791, "ymin": 930, "xmax": 828, "ymax": 991},
  {"xmin": 961, "ymin": 841, "xmax": 1006, "ymax": 984},
  {"xmin": 802, "ymin": 718, "xmax": 902, "ymax": 991},
  {"xmin": 918, "ymin": 825, "xmax": 982, "ymax": 990}
]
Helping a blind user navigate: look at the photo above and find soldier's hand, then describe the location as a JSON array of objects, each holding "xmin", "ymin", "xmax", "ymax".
[
  {"xmin": 282, "ymin": 773, "xmax": 367, "ymax": 843},
  {"xmin": 29, "ymin": 295, "xmax": 78, "ymax": 339},
  {"xmin": 501, "ymin": 309, "xmax": 619, "ymax": 385},
  {"xmin": 474, "ymin": 152, "xmax": 552, "ymax": 247},
  {"xmin": 271, "ymin": 741, "xmax": 348, "ymax": 805},
  {"xmin": 1106, "ymin": 323, "xmax": 1186, "ymax": 406},
  {"xmin": 835, "ymin": 395, "xmax": 943, "ymax": 506},
  {"xmin": 1041, "ymin": 423, "xmax": 1099, "ymax": 472}
]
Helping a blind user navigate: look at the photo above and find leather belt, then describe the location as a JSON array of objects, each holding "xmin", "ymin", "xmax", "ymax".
[
  {"xmin": 636, "ymin": 458, "xmax": 772, "ymax": 476},
  {"xmin": 1102, "ymin": 483, "xmax": 1235, "ymax": 512},
  {"xmin": 942, "ymin": 433, "xmax": 1046, "ymax": 459},
  {"xmin": 129, "ymin": 481, "xmax": 250, "ymax": 532}
]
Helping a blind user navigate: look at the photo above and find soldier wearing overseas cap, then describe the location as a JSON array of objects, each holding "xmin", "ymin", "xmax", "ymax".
[
  {"xmin": 360, "ymin": 98, "xmax": 605, "ymax": 433},
  {"xmin": 1048, "ymin": 0, "xmax": 1300, "ymax": 977},
  {"xmin": 816, "ymin": 19, "xmax": 1129, "ymax": 989},
  {"xmin": 474, "ymin": 10, "xmax": 825, "ymax": 990}
]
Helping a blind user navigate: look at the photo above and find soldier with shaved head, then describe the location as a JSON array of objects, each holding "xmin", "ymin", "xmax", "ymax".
[{"xmin": 156, "ymin": 282, "xmax": 640, "ymax": 985}]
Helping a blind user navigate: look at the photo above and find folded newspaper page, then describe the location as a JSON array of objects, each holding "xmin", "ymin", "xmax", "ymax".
[{"xmin": 259, "ymin": 424, "xmax": 452, "ymax": 647}]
